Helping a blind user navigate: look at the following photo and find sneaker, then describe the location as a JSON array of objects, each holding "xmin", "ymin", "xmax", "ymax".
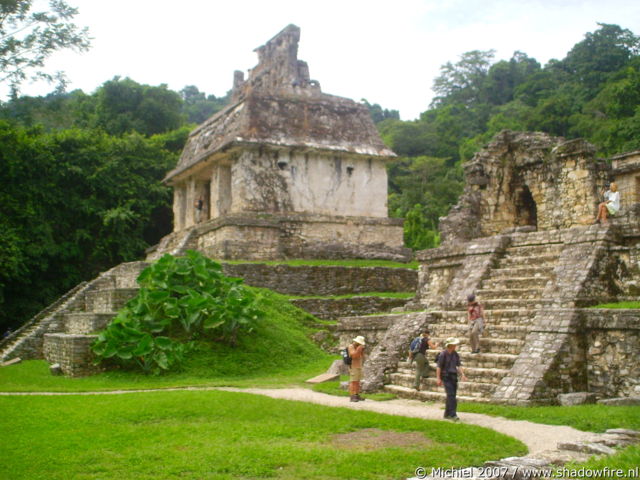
[{"xmin": 450, "ymin": 416, "xmax": 460, "ymax": 422}]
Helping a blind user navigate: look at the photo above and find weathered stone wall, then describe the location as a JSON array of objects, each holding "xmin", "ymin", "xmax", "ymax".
[
  {"xmin": 230, "ymin": 148, "xmax": 389, "ymax": 218},
  {"xmin": 290, "ymin": 296, "xmax": 408, "ymax": 320},
  {"xmin": 194, "ymin": 213, "xmax": 409, "ymax": 261},
  {"xmin": 414, "ymin": 235, "xmax": 510, "ymax": 310},
  {"xmin": 611, "ymin": 150, "xmax": 640, "ymax": 212},
  {"xmin": 43, "ymin": 333, "xmax": 102, "ymax": 377},
  {"xmin": 582, "ymin": 309, "xmax": 640, "ymax": 398},
  {"xmin": 336, "ymin": 314, "xmax": 405, "ymax": 353},
  {"xmin": 440, "ymin": 132, "xmax": 609, "ymax": 243},
  {"xmin": 360, "ymin": 312, "xmax": 436, "ymax": 391},
  {"xmin": 220, "ymin": 263, "xmax": 417, "ymax": 296}
]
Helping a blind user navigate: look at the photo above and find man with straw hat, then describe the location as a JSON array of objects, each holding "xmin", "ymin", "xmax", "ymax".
[
  {"xmin": 436, "ymin": 337, "xmax": 467, "ymax": 421},
  {"xmin": 348, "ymin": 335, "xmax": 366, "ymax": 402}
]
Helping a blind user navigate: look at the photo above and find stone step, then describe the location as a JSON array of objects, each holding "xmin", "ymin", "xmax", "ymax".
[
  {"xmin": 431, "ymin": 309, "xmax": 537, "ymax": 326},
  {"xmin": 427, "ymin": 338, "xmax": 524, "ymax": 355},
  {"xmin": 398, "ymin": 351, "xmax": 517, "ymax": 370},
  {"xmin": 396, "ymin": 366, "xmax": 510, "ymax": 384},
  {"xmin": 63, "ymin": 313, "xmax": 115, "ymax": 334},
  {"xmin": 498, "ymin": 253, "xmax": 559, "ymax": 269},
  {"xmin": 482, "ymin": 298, "xmax": 552, "ymax": 310},
  {"xmin": 482, "ymin": 277, "xmax": 551, "ymax": 290},
  {"xmin": 504, "ymin": 244, "xmax": 563, "ymax": 257},
  {"xmin": 487, "ymin": 266, "xmax": 555, "ymax": 279},
  {"xmin": 113, "ymin": 261, "xmax": 149, "ymax": 288},
  {"xmin": 383, "ymin": 384, "xmax": 493, "ymax": 403},
  {"xmin": 477, "ymin": 287, "xmax": 545, "ymax": 301},
  {"xmin": 389, "ymin": 372, "xmax": 499, "ymax": 396},
  {"xmin": 426, "ymin": 323, "xmax": 530, "ymax": 341},
  {"xmin": 84, "ymin": 288, "xmax": 139, "ymax": 313}
]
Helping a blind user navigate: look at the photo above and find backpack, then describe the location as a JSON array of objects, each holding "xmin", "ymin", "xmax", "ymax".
[
  {"xmin": 341, "ymin": 347, "xmax": 352, "ymax": 366},
  {"xmin": 409, "ymin": 336, "xmax": 422, "ymax": 354}
]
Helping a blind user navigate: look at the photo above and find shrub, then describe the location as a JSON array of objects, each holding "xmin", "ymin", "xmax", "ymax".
[{"xmin": 92, "ymin": 251, "xmax": 262, "ymax": 374}]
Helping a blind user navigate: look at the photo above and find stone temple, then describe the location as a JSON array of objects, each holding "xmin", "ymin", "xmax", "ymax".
[
  {"xmin": 359, "ymin": 131, "xmax": 640, "ymax": 404},
  {"xmin": 148, "ymin": 24, "xmax": 408, "ymax": 262}
]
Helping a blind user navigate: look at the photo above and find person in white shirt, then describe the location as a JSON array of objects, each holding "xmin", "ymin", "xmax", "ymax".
[{"xmin": 595, "ymin": 182, "xmax": 620, "ymax": 224}]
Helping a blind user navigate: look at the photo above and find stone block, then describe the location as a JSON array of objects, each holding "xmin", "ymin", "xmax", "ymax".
[
  {"xmin": 305, "ymin": 373, "xmax": 339, "ymax": 384},
  {"xmin": 557, "ymin": 392, "xmax": 597, "ymax": 406},
  {"xmin": 597, "ymin": 396, "xmax": 640, "ymax": 406}
]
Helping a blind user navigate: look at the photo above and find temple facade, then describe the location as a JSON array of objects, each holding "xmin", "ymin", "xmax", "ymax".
[{"xmin": 151, "ymin": 25, "xmax": 408, "ymax": 261}]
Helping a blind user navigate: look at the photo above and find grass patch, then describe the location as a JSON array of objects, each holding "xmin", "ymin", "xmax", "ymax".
[
  {"xmin": 311, "ymin": 377, "xmax": 397, "ymax": 401},
  {"xmin": 287, "ymin": 292, "xmax": 415, "ymax": 300},
  {"xmin": 456, "ymin": 403, "xmax": 640, "ymax": 432},
  {"xmin": 566, "ymin": 445, "xmax": 640, "ymax": 478},
  {"xmin": 590, "ymin": 301, "xmax": 640, "ymax": 309},
  {"xmin": 0, "ymin": 390, "xmax": 527, "ymax": 480},
  {"xmin": 0, "ymin": 288, "xmax": 335, "ymax": 392},
  {"xmin": 222, "ymin": 258, "xmax": 419, "ymax": 269}
]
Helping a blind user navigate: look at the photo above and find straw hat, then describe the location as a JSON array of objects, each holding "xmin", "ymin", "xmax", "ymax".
[
  {"xmin": 352, "ymin": 335, "xmax": 366, "ymax": 345},
  {"xmin": 444, "ymin": 337, "xmax": 460, "ymax": 347}
]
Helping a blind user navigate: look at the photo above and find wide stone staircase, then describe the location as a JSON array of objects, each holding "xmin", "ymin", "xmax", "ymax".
[{"xmin": 383, "ymin": 238, "xmax": 564, "ymax": 403}]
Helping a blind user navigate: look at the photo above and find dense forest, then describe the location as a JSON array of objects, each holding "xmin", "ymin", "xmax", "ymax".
[{"xmin": 1, "ymin": 23, "xmax": 639, "ymax": 334}]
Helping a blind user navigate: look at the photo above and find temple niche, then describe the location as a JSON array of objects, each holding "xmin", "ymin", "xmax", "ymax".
[{"xmin": 154, "ymin": 25, "xmax": 408, "ymax": 261}]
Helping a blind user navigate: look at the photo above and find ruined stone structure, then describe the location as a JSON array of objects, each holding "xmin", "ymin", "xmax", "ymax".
[
  {"xmin": 148, "ymin": 24, "xmax": 408, "ymax": 262},
  {"xmin": 357, "ymin": 131, "xmax": 640, "ymax": 404},
  {"xmin": 0, "ymin": 25, "xmax": 415, "ymax": 376}
]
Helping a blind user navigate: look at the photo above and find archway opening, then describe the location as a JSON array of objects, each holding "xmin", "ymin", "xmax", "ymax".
[{"xmin": 515, "ymin": 185, "xmax": 537, "ymax": 229}]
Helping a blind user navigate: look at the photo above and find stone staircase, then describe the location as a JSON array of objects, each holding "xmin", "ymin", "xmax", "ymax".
[
  {"xmin": 383, "ymin": 239, "xmax": 564, "ymax": 403},
  {"xmin": 0, "ymin": 262, "xmax": 148, "ymax": 374}
]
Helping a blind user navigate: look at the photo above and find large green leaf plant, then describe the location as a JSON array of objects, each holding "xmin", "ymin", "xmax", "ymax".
[{"xmin": 92, "ymin": 251, "xmax": 262, "ymax": 374}]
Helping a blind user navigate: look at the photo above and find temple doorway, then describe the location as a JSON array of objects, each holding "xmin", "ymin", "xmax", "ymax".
[{"xmin": 515, "ymin": 185, "xmax": 537, "ymax": 229}]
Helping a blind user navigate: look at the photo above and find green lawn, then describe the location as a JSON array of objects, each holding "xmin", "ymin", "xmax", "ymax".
[
  {"xmin": 456, "ymin": 402, "xmax": 640, "ymax": 432},
  {"xmin": 0, "ymin": 390, "xmax": 526, "ymax": 480},
  {"xmin": 591, "ymin": 301, "xmax": 640, "ymax": 309},
  {"xmin": 457, "ymin": 402, "xmax": 640, "ymax": 479},
  {"xmin": 311, "ymin": 377, "xmax": 397, "ymax": 401}
]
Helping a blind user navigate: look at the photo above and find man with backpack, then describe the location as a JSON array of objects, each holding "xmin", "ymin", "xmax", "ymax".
[
  {"xmin": 347, "ymin": 335, "xmax": 366, "ymax": 402},
  {"xmin": 408, "ymin": 329, "xmax": 438, "ymax": 391}
]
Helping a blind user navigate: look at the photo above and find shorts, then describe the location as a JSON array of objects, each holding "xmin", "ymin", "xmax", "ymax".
[{"xmin": 349, "ymin": 367, "xmax": 363, "ymax": 382}]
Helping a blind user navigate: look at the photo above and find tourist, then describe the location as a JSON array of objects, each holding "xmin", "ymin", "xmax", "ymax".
[
  {"xmin": 467, "ymin": 294, "xmax": 484, "ymax": 354},
  {"xmin": 348, "ymin": 335, "xmax": 366, "ymax": 402},
  {"xmin": 194, "ymin": 197, "xmax": 204, "ymax": 223},
  {"xmin": 595, "ymin": 182, "xmax": 620, "ymax": 224},
  {"xmin": 409, "ymin": 329, "xmax": 438, "ymax": 391},
  {"xmin": 436, "ymin": 337, "xmax": 467, "ymax": 421}
]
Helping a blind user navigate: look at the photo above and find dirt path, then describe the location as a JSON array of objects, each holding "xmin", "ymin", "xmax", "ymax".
[{"xmin": 0, "ymin": 385, "xmax": 594, "ymax": 455}]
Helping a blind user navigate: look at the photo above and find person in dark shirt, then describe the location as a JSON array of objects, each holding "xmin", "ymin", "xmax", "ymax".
[
  {"xmin": 409, "ymin": 329, "xmax": 438, "ymax": 391},
  {"xmin": 436, "ymin": 337, "xmax": 467, "ymax": 421}
]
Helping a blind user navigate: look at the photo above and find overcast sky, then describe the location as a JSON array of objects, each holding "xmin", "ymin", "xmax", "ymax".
[{"xmin": 15, "ymin": 0, "xmax": 640, "ymax": 120}]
